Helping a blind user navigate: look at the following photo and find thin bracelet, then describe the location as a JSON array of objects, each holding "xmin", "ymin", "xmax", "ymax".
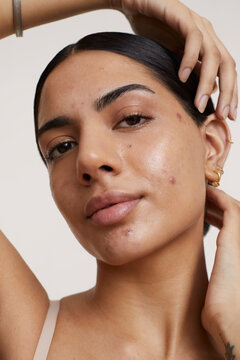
[{"xmin": 12, "ymin": 0, "xmax": 23, "ymax": 37}]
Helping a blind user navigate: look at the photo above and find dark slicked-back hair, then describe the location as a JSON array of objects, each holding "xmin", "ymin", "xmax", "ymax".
[{"xmin": 34, "ymin": 32, "xmax": 214, "ymax": 236}]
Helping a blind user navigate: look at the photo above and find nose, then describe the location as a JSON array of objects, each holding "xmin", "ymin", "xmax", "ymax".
[{"xmin": 76, "ymin": 125, "xmax": 122, "ymax": 185}]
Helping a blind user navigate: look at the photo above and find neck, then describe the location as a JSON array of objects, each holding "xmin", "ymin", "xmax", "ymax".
[{"xmin": 89, "ymin": 221, "xmax": 220, "ymax": 358}]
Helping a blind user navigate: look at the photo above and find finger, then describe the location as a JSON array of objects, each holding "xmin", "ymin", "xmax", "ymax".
[
  {"xmin": 205, "ymin": 203, "xmax": 223, "ymax": 229},
  {"xmin": 178, "ymin": 28, "xmax": 203, "ymax": 82},
  {"xmin": 212, "ymin": 80, "xmax": 218, "ymax": 94},
  {"xmin": 215, "ymin": 58, "xmax": 237, "ymax": 120},
  {"xmin": 206, "ymin": 186, "xmax": 240, "ymax": 229},
  {"xmin": 205, "ymin": 212, "xmax": 223, "ymax": 229},
  {"xmin": 206, "ymin": 198, "xmax": 224, "ymax": 218},
  {"xmin": 229, "ymin": 79, "xmax": 238, "ymax": 120},
  {"xmin": 194, "ymin": 42, "xmax": 221, "ymax": 113},
  {"xmin": 191, "ymin": 62, "xmax": 218, "ymax": 94},
  {"xmin": 194, "ymin": 16, "xmax": 237, "ymax": 120}
]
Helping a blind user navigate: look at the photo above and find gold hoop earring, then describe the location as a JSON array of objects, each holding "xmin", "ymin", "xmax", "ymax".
[
  {"xmin": 217, "ymin": 166, "xmax": 224, "ymax": 175},
  {"xmin": 208, "ymin": 168, "xmax": 223, "ymax": 187}
]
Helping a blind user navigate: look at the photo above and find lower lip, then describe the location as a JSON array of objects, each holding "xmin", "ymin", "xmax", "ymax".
[{"xmin": 90, "ymin": 198, "xmax": 142, "ymax": 226}]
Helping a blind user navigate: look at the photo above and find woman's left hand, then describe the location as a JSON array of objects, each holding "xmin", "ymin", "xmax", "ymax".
[{"xmin": 202, "ymin": 184, "xmax": 240, "ymax": 358}]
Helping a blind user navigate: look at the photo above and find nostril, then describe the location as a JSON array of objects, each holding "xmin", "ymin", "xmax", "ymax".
[
  {"xmin": 101, "ymin": 165, "xmax": 112, "ymax": 172},
  {"xmin": 83, "ymin": 173, "xmax": 91, "ymax": 181}
]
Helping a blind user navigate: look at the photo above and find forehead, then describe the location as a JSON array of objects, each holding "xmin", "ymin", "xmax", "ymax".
[
  {"xmin": 38, "ymin": 50, "xmax": 175, "ymax": 127},
  {"xmin": 44, "ymin": 49, "xmax": 155, "ymax": 85}
]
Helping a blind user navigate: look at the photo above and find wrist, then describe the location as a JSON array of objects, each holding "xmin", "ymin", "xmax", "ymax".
[{"xmin": 206, "ymin": 315, "xmax": 240, "ymax": 359}]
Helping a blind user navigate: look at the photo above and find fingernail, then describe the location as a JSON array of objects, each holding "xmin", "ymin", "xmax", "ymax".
[
  {"xmin": 198, "ymin": 95, "xmax": 209, "ymax": 113},
  {"xmin": 222, "ymin": 105, "xmax": 230, "ymax": 120},
  {"xmin": 180, "ymin": 67, "xmax": 191, "ymax": 83}
]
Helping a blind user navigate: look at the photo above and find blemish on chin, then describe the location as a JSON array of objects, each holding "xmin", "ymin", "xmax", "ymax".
[
  {"xmin": 169, "ymin": 176, "xmax": 176, "ymax": 184},
  {"xmin": 124, "ymin": 229, "xmax": 133, "ymax": 236}
]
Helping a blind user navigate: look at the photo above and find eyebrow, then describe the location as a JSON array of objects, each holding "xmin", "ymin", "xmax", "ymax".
[
  {"xmin": 37, "ymin": 83, "xmax": 155, "ymax": 140},
  {"xmin": 95, "ymin": 83, "xmax": 155, "ymax": 111},
  {"xmin": 37, "ymin": 116, "xmax": 71, "ymax": 140}
]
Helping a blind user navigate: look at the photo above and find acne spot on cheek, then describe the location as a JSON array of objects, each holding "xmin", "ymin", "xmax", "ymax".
[
  {"xmin": 169, "ymin": 176, "xmax": 176, "ymax": 184},
  {"xmin": 176, "ymin": 112, "xmax": 186, "ymax": 124},
  {"xmin": 127, "ymin": 144, "xmax": 132, "ymax": 148}
]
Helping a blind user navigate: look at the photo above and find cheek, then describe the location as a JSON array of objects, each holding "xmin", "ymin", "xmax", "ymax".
[
  {"xmin": 132, "ymin": 128, "xmax": 205, "ymax": 219},
  {"xmin": 134, "ymin": 133, "xmax": 183, "ymax": 189},
  {"xmin": 49, "ymin": 171, "xmax": 76, "ymax": 217}
]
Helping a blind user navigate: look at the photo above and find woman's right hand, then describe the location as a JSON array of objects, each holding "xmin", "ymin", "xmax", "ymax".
[{"xmin": 111, "ymin": 0, "xmax": 238, "ymax": 121}]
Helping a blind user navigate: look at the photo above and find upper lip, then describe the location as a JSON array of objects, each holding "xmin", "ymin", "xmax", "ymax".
[{"xmin": 85, "ymin": 190, "xmax": 142, "ymax": 218}]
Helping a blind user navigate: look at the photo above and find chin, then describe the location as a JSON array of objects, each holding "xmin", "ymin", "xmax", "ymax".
[{"xmin": 88, "ymin": 222, "xmax": 172, "ymax": 266}]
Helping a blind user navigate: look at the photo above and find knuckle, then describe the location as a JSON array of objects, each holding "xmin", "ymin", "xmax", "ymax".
[
  {"xmin": 191, "ymin": 28, "xmax": 203, "ymax": 41},
  {"xmin": 211, "ymin": 46, "xmax": 221, "ymax": 61},
  {"xmin": 221, "ymin": 54, "xmax": 236, "ymax": 69},
  {"xmin": 202, "ymin": 17, "xmax": 212, "ymax": 28},
  {"xmin": 200, "ymin": 75, "xmax": 216, "ymax": 90},
  {"xmin": 219, "ymin": 83, "xmax": 232, "ymax": 94},
  {"xmin": 230, "ymin": 202, "xmax": 240, "ymax": 214}
]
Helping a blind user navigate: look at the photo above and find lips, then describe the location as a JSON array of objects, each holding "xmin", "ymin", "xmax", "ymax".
[{"xmin": 85, "ymin": 190, "xmax": 142, "ymax": 218}]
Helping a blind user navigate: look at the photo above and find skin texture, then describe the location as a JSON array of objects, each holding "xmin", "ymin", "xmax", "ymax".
[{"xmin": 37, "ymin": 50, "xmax": 231, "ymax": 359}]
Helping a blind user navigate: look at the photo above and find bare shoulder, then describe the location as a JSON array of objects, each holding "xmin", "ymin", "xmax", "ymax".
[
  {"xmin": 0, "ymin": 230, "xmax": 49, "ymax": 360},
  {"xmin": 47, "ymin": 289, "xmax": 100, "ymax": 359}
]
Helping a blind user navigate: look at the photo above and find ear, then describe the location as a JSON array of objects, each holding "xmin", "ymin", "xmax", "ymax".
[{"xmin": 200, "ymin": 114, "xmax": 232, "ymax": 185}]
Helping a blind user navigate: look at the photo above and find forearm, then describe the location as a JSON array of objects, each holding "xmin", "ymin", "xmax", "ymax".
[{"xmin": 0, "ymin": 0, "xmax": 111, "ymax": 39}]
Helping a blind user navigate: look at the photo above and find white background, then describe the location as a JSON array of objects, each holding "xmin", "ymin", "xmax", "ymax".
[{"xmin": 0, "ymin": 1, "xmax": 239, "ymax": 300}]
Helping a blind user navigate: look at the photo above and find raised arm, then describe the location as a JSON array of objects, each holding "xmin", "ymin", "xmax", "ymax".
[
  {"xmin": 0, "ymin": 230, "xmax": 49, "ymax": 359},
  {"xmin": 112, "ymin": 0, "xmax": 238, "ymax": 121},
  {"xmin": 0, "ymin": 0, "xmax": 109, "ymax": 38},
  {"xmin": 0, "ymin": 0, "xmax": 237, "ymax": 121}
]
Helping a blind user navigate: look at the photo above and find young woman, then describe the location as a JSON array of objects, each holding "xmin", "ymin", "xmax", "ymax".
[{"xmin": 0, "ymin": 1, "xmax": 239, "ymax": 360}]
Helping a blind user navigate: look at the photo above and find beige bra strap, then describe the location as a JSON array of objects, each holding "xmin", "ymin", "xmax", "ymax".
[{"xmin": 33, "ymin": 299, "xmax": 60, "ymax": 360}]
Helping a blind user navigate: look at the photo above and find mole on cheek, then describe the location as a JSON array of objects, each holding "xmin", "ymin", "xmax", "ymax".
[
  {"xmin": 169, "ymin": 176, "xmax": 176, "ymax": 184},
  {"xmin": 127, "ymin": 144, "xmax": 132, "ymax": 148}
]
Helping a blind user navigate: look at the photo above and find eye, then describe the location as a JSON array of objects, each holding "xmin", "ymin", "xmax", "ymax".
[
  {"xmin": 45, "ymin": 141, "xmax": 77, "ymax": 163},
  {"xmin": 115, "ymin": 113, "xmax": 152, "ymax": 128}
]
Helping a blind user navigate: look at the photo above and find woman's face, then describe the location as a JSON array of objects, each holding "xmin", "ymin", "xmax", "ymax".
[{"xmin": 37, "ymin": 50, "xmax": 207, "ymax": 265}]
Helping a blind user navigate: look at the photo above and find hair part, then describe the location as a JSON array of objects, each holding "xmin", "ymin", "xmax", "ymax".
[{"xmin": 34, "ymin": 32, "xmax": 214, "ymax": 236}]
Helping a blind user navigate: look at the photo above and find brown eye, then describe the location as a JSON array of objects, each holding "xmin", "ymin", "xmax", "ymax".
[
  {"xmin": 46, "ymin": 141, "xmax": 77, "ymax": 163},
  {"xmin": 57, "ymin": 142, "xmax": 72, "ymax": 154},
  {"xmin": 116, "ymin": 114, "xmax": 152, "ymax": 128}
]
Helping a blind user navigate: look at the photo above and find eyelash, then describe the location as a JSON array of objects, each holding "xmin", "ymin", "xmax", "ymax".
[{"xmin": 44, "ymin": 113, "xmax": 152, "ymax": 163}]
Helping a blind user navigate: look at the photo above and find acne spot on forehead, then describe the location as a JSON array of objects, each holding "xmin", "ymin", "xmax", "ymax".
[{"xmin": 169, "ymin": 176, "xmax": 176, "ymax": 184}]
